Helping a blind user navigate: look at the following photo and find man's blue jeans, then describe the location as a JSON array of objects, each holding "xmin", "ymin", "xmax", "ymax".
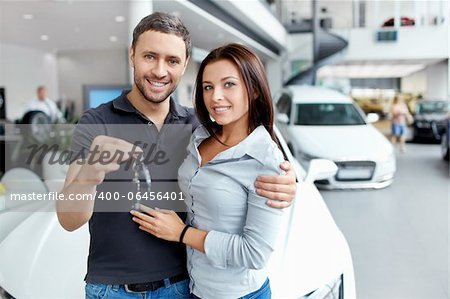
[{"xmin": 85, "ymin": 279, "xmax": 192, "ymax": 299}]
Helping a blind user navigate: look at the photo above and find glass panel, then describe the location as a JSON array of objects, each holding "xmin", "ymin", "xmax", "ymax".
[
  {"xmin": 281, "ymin": 0, "xmax": 311, "ymax": 25},
  {"xmin": 319, "ymin": 0, "xmax": 353, "ymax": 29},
  {"xmin": 295, "ymin": 103, "xmax": 366, "ymax": 126},
  {"xmin": 399, "ymin": 1, "xmax": 415, "ymax": 23},
  {"xmin": 378, "ymin": 1, "xmax": 396, "ymax": 27},
  {"xmin": 427, "ymin": 0, "xmax": 444, "ymax": 25},
  {"xmin": 416, "ymin": 101, "xmax": 449, "ymax": 114},
  {"xmin": 276, "ymin": 94, "xmax": 292, "ymax": 118}
]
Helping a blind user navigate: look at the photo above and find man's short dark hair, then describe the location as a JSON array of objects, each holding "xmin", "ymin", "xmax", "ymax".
[
  {"xmin": 132, "ymin": 12, "xmax": 192, "ymax": 59},
  {"xmin": 37, "ymin": 85, "xmax": 46, "ymax": 92}
]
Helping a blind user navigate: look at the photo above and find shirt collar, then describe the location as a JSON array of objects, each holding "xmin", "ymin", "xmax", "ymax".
[
  {"xmin": 112, "ymin": 90, "xmax": 135, "ymax": 113},
  {"xmin": 112, "ymin": 90, "xmax": 189, "ymax": 119},
  {"xmin": 169, "ymin": 98, "xmax": 189, "ymax": 119},
  {"xmin": 190, "ymin": 125, "xmax": 271, "ymax": 165}
]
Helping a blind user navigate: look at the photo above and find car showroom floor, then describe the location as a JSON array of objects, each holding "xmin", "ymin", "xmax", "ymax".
[{"xmin": 322, "ymin": 143, "xmax": 449, "ymax": 299}]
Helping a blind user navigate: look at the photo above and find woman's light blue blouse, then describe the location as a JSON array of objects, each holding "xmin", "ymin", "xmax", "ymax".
[{"xmin": 178, "ymin": 125, "xmax": 285, "ymax": 299}]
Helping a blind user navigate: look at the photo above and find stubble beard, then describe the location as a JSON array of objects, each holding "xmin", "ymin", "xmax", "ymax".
[{"xmin": 135, "ymin": 76, "xmax": 177, "ymax": 105}]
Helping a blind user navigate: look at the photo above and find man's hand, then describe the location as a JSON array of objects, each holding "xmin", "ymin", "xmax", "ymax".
[
  {"xmin": 255, "ymin": 161, "xmax": 297, "ymax": 209},
  {"xmin": 57, "ymin": 135, "xmax": 142, "ymax": 231},
  {"xmin": 74, "ymin": 135, "xmax": 143, "ymax": 186}
]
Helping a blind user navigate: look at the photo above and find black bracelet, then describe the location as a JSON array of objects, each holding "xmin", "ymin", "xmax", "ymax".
[{"xmin": 179, "ymin": 225, "xmax": 192, "ymax": 243}]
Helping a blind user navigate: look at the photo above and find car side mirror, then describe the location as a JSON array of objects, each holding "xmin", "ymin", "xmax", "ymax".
[
  {"xmin": 277, "ymin": 113, "xmax": 289, "ymax": 124},
  {"xmin": 304, "ymin": 159, "xmax": 338, "ymax": 183},
  {"xmin": 366, "ymin": 113, "xmax": 379, "ymax": 123}
]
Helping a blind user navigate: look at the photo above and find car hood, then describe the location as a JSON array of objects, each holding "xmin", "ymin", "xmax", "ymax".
[
  {"xmin": 0, "ymin": 191, "xmax": 355, "ymax": 299},
  {"xmin": 288, "ymin": 125, "xmax": 393, "ymax": 161},
  {"xmin": 415, "ymin": 114, "xmax": 448, "ymax": 122},
  {"xmin": 268, "ymin": 181, "xmax": 355, "ymax": 298},
  {"xmin": 0, "ymin": 206, "xmax": 88, "ymax": 299}
]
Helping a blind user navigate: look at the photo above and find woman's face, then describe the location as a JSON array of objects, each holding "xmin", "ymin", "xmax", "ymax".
[{"xmin": 202, "ymin": 59, "xmax": 249, "ymax": 128}]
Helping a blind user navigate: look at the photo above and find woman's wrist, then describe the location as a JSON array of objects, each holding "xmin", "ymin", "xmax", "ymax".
[{"xmin": 179, "ymin": 225, "xmax": 192, "ymax": 243}]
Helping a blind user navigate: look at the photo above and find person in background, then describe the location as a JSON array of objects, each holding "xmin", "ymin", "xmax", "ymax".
[
  {"xmin": 390, "ymin": 95, "xmax": 412, "ymax": 153},
  {"xmin": 26, "ymin": 85, "xmax": 64, "ymax": 123},
  {"xmin": 131, "ymin": 43, "xmax": 285, "ymax": 299}
]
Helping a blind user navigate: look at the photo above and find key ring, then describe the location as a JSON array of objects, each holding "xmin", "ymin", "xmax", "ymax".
[
  {"xmin": 132, "ymin": 154, "xmax": 145, "ymax": 173},
  {"xmin": 131, "ymin": 155, "xmax": 151, "ymax": 211}
]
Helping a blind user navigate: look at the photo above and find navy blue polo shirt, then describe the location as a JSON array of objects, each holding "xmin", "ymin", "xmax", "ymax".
[{"xmin": 70, "ymin": 90, "xmax": 199, "ymax": 284}]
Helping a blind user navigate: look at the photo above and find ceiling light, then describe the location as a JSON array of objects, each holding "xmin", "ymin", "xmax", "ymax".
[
  {"xmin": 109, "ymin": 36, "xmax": 118, "ymax": 42},
  {"xmin": 23, "ymin": 14, "xmax": 34, "ymax": 20},
  {"xmin": 115, "ymin": 16, "xmax": 125, "ymax": 22},
  {"xmin": 40, "ymin": 35, "xmax": 49, "ymax": 41}
]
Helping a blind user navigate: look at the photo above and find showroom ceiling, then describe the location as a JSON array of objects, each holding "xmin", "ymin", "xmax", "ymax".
[
  {"xmin": 1, "ymin": 0, "xmax": 444, "ymax": 78},
  {"xmin": 0, "ymin": 0, "xmax": 277, "ymax": 60}
]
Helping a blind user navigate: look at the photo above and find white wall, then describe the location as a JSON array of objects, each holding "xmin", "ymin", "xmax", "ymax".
[
  {"xmin": 287, "ymin": 33, "xmax": 313, "ymax": 62},
  {"xmin": 401, "ymin": 68, "xmax": 426, "ymax": 95},
  {"xmin": 284, "ymin": 33, "xmax": 313, "ymax": 82},
  {"xmin": 267, "ymin": 58, "xmax": 284, "ymax": 96},
  {"xmin": 176, "ymin": 60, "xmax": 198, "ymax": 108},
  {"xmin": 333, "ymin": 25, "xmax": 448, "ymax": 62},
  {"xmin": 57, "ymin": 49, "xmax": 128, "ymax": 116},
  {"xmin": 424, "ymin": 60, "xmax": 448, "ymax": 99},
  {"xmin": 0, "ymin": 43, "xmax": 58, "ymax": 120},
  {"xmin": 401, "ymin": 60, "xmax": 448, "ymax": 99}
]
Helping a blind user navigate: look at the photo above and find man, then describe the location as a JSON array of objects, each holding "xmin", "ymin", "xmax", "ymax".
[
  {"xmin": 26, "ymin": 85, "xmax": 64, "ymax": 123},
  {"xmin": 57, "ymin": 12, "xmax": 296, "ymax": 298}
]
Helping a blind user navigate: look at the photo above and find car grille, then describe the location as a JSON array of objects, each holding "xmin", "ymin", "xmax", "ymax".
[
  {"xmin": 335, "ymin": 161, "xmax": 376, "ymax": 181},
  {"xmin": 415, "ymin": 121, "xmax": 447, "ymax": 140}
]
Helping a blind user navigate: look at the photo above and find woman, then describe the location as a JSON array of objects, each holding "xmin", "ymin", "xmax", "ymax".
[
  {"xmin": 130, "ymin": 43, "xmax": 285, "ymax": 299},
  {"xmin": 390, "ymin": 95, "xmax": 412, "ymax": 153}
]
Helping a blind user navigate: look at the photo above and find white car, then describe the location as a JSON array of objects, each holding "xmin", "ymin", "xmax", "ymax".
[
  {"xmin": 0, "ymin": 128, "xmax": 356, "ymax": 299},
  {"xmin": 275, "ymin": 85, "xmax": 396, "ymax": 189}
]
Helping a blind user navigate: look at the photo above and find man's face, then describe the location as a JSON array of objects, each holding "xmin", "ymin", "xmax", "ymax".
[
  {"xmin": 37, "ymin": 88, "xmax": 47, "ymax": 101},
  {"xmin": 130, "ymin": 30, "xmax": 188, "ymax": 104}
]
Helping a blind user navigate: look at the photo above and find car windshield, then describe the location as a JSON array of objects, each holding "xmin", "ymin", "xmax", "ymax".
[
  {"xmin": 416, "ymin": 101, "xmax": 449, "ymax": 114},
  {"xmin": 295, "ymin": 103, "xmax": 366, "ymax": 126}
]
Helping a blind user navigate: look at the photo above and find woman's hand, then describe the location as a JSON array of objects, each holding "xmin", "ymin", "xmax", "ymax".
[{"xmin": 130, "ymin": 204, "xmax": 185, "ymax": 242}]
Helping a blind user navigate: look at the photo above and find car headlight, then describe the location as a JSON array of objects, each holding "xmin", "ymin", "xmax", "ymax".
[{"xmin": 416, "ymin": 121, "xmax": 431, "ymax": 128}]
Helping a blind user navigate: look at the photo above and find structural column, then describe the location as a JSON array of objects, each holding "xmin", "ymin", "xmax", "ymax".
[
  {"xmin": 128, "ymin": 1, "xmax": 153, "ymax": 84},
  {"xmin": 311, "ymin": 0, "xmax": 319, "ymax": 85},
  {"xmin": 352, "ymin": 0, "xmax": 360, "ymax": 28},
  {"xmin": 266, "ymin": 57, "xmax": 283, "ymax": 95},
  {"xmin": 394, "ymin": 0, "xmax": 400, "ymax": 28}
]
